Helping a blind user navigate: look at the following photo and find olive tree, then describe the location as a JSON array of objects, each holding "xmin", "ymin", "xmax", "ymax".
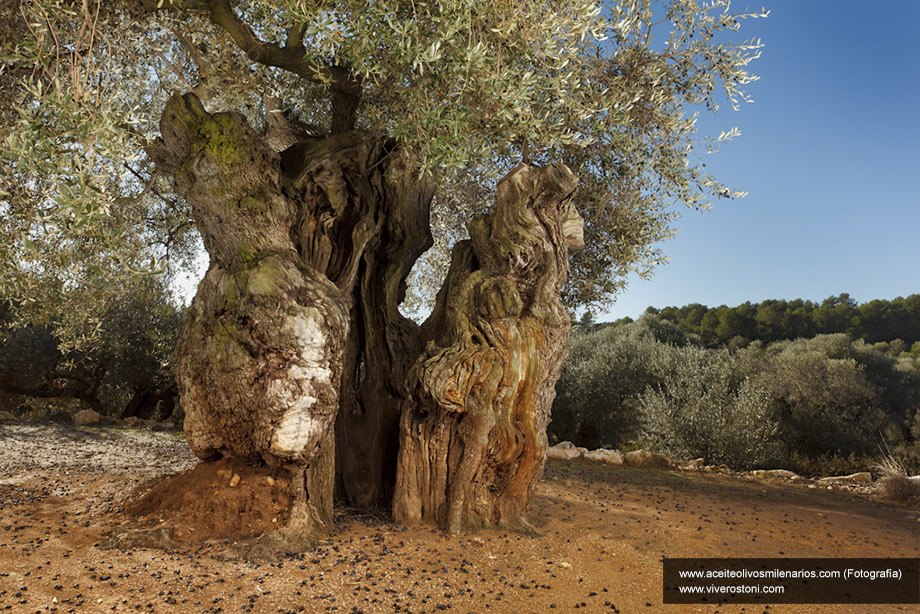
[{"xmin": 2, "ymin": 0, "xmax": 765, "ymax": 554}]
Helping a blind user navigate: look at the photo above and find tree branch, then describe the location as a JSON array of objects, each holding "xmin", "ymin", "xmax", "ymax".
[
  {"xmin": 285, "ymin": 21, "xmax": 307, "ymax": 50},
  {"xmin": 207, "ymin": 0, "xmax": 313, "ymax": 79},
  {"xmin": 330, "ymin": 85, "xmax": 362, "ymax": 134},
  {"xmin": 207, "ymin": 0, "xmax": 336, "ymax": 85},
  {"xmin": 143, "ymin": 0, "xmax": 363, "ymax": 133},
  {"xmin": 205, "ymin": 0, "xmax": 361, "ymax": 132}
]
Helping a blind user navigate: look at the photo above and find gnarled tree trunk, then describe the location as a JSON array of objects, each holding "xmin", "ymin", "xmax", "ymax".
[
  {"xmin": 151, "ymin": 93, "xmax": 433, "ymax": 554},
  {"xmin": 393, "ymin": 165, "xmax": 584, "ymax": 535},
  {"xmin": 152, "ymin": 93, "xmax": 583, "ymax": 552}
]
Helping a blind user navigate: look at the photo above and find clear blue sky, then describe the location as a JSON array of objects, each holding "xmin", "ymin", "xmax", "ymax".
[{"xmin": 601, "ymin": 0, "xmax": 920, "ymax": 321}]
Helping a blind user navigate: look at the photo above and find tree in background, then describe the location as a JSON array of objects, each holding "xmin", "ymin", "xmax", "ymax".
[
  {"xmin": 551, "ymin": 313, "xmax": 696, "ymax": 449},
  {"xmin": 0, "ymin": 277, "xmax": 181, "ymax": 420},
  {"xmin": 639, "ymin": 345, "xmax": 783, "ymax": 469},
  {"xmin": 552, "ymin": 318, "xmax": 920, "ymax": 471},
  {"xmin": 656, "ymin": 294, "xmax": 920, "ymax": 348},
  {"xmin": 2, "ymin": 0, "xmax": 764, "ymax": 554}
]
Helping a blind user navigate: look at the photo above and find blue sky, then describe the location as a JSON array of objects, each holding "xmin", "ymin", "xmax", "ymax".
[{"xmin": 601, "ymin": 0, "xmax": 920, "ymax": 321}]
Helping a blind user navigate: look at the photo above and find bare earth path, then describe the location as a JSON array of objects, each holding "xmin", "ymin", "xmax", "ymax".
[{"xmin": 1, "ymin": 424, "xmax": 918, "ymax": 614}]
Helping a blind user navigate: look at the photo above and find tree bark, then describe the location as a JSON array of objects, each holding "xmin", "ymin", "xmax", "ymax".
[
  {"xmin": 393, "ymin": 164, "xmax": 584, "ymax": 535},
  {"xmin": 152, "ymin": 93, "xmax": 584, "ymax": 551},
  {"xmin": 334, "ymin": 153, "xmax": 435, "ymax": 507},
  {"xmin": 151, "ymin": 93, "xmax": 434, "ymax": 553}
]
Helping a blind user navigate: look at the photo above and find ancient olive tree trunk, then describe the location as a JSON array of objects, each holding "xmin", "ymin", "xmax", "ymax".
[
  {"xmin": 393, "ymin": 165, "xmax": 584, "ymax": 535},
  {"xmin": 152, "ymin": 92, "xmax": 583, "ymax": 547},
  {"xmin": 150, "ymin": 93, "xmax": 432, "ymax": 551}
]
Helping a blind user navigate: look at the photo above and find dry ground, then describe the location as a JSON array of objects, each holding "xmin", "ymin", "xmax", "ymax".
[{"xmin": 1, "ymin": 424, "xmax": 918, "ymax": 614}]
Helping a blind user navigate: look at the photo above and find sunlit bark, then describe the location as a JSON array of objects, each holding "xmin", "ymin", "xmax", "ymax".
[{"xmin": 393, "ymin": 165, "xmax": 584, "ymax": 534}]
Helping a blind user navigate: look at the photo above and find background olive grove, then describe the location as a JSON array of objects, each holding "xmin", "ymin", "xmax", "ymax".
[{"xmin": 551, "ymin": 300, "xmax": 920, "ymax": 475}]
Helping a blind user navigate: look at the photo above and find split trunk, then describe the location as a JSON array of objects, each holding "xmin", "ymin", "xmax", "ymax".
[{"xmin": 151, "ymin": 93, "xmax": 583, "ymax": 548}]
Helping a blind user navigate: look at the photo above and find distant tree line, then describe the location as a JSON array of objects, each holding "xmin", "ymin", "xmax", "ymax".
[
  {"xmin": 552, "ymin": 314, "xmax": 920, "ymax": 474},
  {"xmin": 638, "ymin": 294, "xmax": 920, "ymax": 349}
]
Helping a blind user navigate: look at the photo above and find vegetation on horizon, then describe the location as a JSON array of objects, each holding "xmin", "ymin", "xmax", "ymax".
[
  {"xmin": 552, "ymin": 313, "xmax": 920, "ymax": 476},
  {"xmin": 646, "ymin": 293, "xmax": 920, "ymax": 348}
]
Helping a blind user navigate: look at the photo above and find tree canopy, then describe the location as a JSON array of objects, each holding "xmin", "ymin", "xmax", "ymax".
[{"xmin": 2, "ymin": 0, "xmax": 766, "ymax": 333}]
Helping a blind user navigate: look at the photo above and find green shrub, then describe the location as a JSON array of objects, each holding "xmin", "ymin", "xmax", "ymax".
[
  {"xmin": 550, "ymin": 314, "xmax": 687, "ymax": 449},
  {"xmin": 638, "ymin": 346, "xmax": 784, "ymax": 469},
  {"xmin": 551, "ymin": 316, "xmax": 920, "ymax": 470},
  {"xmin": 754, "ymin": 337, "xmax": 897, "ymax": 457}
]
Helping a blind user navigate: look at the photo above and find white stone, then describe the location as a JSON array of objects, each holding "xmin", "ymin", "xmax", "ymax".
[
  {"xmin": 547, "ymin": 442, "xmax": 581, "ymax": 461},
  {"xmin": 757, "ymin": 469, "xmax": 800, "ymax": 479},
  {"xmin": 584, "ymin": 449, "xmax": 624, "ymax": 465},
  {"xmin": 624, "ymin": 449, "xmax": 672, "ymax": 470},
  {"xmin": 675, "ymin": 458, "xmax": 705, "ymax": 470}
]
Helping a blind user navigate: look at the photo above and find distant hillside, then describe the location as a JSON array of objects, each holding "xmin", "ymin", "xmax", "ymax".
[{"xmin": 630, "ymin": 293, "xmax": 920, "ymax": 348}]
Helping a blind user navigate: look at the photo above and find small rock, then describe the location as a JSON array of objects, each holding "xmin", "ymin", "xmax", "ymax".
[
  {"xmin": 761, "ymin": 469, "xmax": 800, "ymax": 480},
  {"xmin": 229, "ymin": 473, "xmax": 241, "ymax": 487},
  {"xmin": 265, "ymin": 476, "xmax": 275, "ymax": 486},
  {"xmin": 584, "ymin": 449, "xmax": 624, "ymax": 465},
  {"xmin": 558, "ymin": 561, "xmax": 572, "ymax": 569},
  {"xmin": 675, "ymin": 457, "xmax": 705, "ymax": 470},
  {"xmin": 623, "ymin": 450, "xmax": 672, "ymax": 470},
  {"xmin": 73, "ymin": 409, "xmax": 102, "ymax": 426},
  {"xmin": 471, "ymin": 537, "xmax": 485, "ymax": 546},
  {"xmin": 817, "ymin": 472, "xmax": 872, "ymax": 484},
  {"xmin": 547, "ymin": 442, "xmax": 582, "ymax": 461}
]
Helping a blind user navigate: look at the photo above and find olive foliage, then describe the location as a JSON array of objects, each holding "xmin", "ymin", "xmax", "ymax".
[{"xmin": 2, "ymin": 0, "xmax": 766, "ymax": 336}]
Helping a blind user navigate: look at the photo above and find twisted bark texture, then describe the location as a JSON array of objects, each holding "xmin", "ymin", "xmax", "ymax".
[
  {"xmin": 152, "ymin": 93, "xmax": 583, "ymax": 546},
  {"xmin": 393, "ymin": 165, "xmax": 584, "ymax": 535}
]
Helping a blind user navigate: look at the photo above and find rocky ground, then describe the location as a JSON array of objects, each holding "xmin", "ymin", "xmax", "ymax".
[{"xmin": 1, "ymin": 423, "xmax": 918, "ymax": 614}]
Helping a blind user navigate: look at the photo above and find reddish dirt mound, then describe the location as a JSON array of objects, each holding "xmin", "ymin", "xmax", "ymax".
[{"xmin": 126, "ymin": 456, "xmax": 292, "ymax": 542}]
